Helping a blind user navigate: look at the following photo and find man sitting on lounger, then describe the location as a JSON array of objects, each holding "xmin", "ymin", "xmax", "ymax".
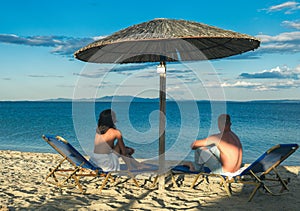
[{"xmin": 186, "ymin": 114, "xmax": 243, "ymax": 173}]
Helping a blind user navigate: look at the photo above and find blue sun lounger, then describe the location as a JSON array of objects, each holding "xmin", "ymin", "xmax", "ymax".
[
  {"xmin": 172, "ymin": 144, "xmax": 299, "ymax": 201},
  {"xmin": 42, "ymin": 134, "xmax": 158, "ymax": 193}
]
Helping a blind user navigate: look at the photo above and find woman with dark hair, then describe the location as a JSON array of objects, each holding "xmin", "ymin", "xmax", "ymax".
[{"xmin": 91, "ymin": 109, "xmax": 144, "ymax": 171}]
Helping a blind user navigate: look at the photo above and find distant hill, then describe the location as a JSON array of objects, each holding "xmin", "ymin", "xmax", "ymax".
[
  {"xmin": 44, "ymin": 96, "xmax": 159, "ymax": 102},
  {"xmin": 246, "ymin": 99, "xmax": 300, "ymax": 104},
  {"xmin": 95, "ymin": 95, "xmax": 159, "ymax": 102},
  {"xmin": 34, "ymin": 97, "xmax": 300, "ymax": 103}
]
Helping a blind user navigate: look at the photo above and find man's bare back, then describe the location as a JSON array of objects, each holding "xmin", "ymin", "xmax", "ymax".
[
  {"xmin": 191, "ymin": 114, "xmax": 243, "ymax": 173},
  {"xmin": 211, "ymin": 131, "xmax": 242, "ymax": 172}
]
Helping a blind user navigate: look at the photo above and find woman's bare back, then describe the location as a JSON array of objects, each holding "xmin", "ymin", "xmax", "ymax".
[{"xmin": 94, "ymin": 128, "xmax": 119, "ymax": 154}]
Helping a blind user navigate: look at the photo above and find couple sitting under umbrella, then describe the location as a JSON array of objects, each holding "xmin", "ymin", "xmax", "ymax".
[{"xmin": 92, "ymin": 109, "xmax": 242, "ymax": 174}]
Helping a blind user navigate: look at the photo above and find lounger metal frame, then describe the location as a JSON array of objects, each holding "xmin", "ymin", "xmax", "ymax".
[
  {"xmin": 175, "ymin": 144, "xmax": 298, "ymax": 201},
  {"xmin": 43, "ymin": 135, "xmax": 141, "ymax": 193}
]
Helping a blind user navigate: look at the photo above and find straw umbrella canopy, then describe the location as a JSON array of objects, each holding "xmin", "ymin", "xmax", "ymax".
[
  {"xmin": 74, "ymin": 18, "xmax": 260, "ymax": 190},
  {"xmin": 75, "ymin": 18, "xmax": 259, "ymax": 63}
]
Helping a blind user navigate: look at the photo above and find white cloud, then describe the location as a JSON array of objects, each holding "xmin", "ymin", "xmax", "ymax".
[
  {"xmin": 239, "ymin": 65, "xmax": 299, "ymax": 80},
  {"xmin": 282, "ymin": 20, "xmax": 300, "ymax": 29},
  {"xmin": 0, "ymin": 34, "xmax": 94, "ymax": 57},
  {"xmin": 266, "ymin": 1, "xmax": 300, "ymax": 14},
  {"xmin": 93, "ymin": 36, "xmax": 106, "ymax": 41},
  {"xmin": 1, "ymin": 77, "xmax": 11, "ymax": 80},
  {"xmin": 221, "ymin": 80, "xmax": 300, "ymax": 91},
  {"xmin": 295, "ymin": 64, "xmax": 300, "ymax": 72},
  {"xmin": 73, "ymin": 72, "xmax": 106, "ymax": 78},
  {"xmin": 221, "ymin": 81, "xmax": 261, "ymax": 88},
  {"xmin": 257, "ymin": 31, "xmax": 300, "ymax": 42},
  {"xmin": 167, "ymin": 85, "xmax": 181, "ymax": 92},
  {"xmin": 27, "ymin": 74, "xmax": 64, "ymax": 78},
  {"xmin": 221, "ymin": 65, "xmax": 300, "ymax": 91},
  {"xmin": 256, "ymin": 31, "xmax": 300, "ymax": 54}
]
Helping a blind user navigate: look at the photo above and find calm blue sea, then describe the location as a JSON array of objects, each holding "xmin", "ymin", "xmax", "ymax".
[{"xmin": 0, "ymin": 101, "xmax": 299, "ymax": 165}]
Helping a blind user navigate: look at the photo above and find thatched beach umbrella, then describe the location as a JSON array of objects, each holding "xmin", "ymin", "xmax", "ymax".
[{"xmin": 74, "ymin": 18, "xmax": 260, "ymax": 190}]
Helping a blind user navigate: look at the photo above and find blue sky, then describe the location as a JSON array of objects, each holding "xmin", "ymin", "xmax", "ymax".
[{"xmin": 1, "ymin": 0, "xmax": 300, "ymax": 101}]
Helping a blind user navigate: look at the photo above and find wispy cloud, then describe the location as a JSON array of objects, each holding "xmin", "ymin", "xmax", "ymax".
[
  {"xmin": 221, "ymin": 81, "xmax": 261, "ymax": 89},
  {"xmin": 1, "ymin": 30, "xmax": 299, "ymax": 61},
  {"xmin": 57, "ymin": 84, "xmax": 76, "ymax": 88},
  {"xmin": 1, "ymin": 77, "xmax": 11, "ymax": 80},
  {"xmin": 111, "ymin": 64, "xmax": 154, "ymax": 72},
  {"xmin": 221, "ymin": 65, "xmax": 300, "ymax": 91},
  {"xmin": 265, "ymin": 1, "xmax": 300, "ymax": 14},
  {"xmin": 73, "ymin": 64, "xmax": 154, "ymax": 79},
  {"xmin": 73, "ymin": 72, "xmax": 106, "ymax": 78},
  {"xmin": 256, "ymin": 31, "xmax": 300, "ymax": 54},
  {"xmin": 0, "ymin": 34, "xmax": 102, "ymax": 57},
  {"xmin": 239, "ymin": 66, "xmax": 299, "ymax": 80},
  {"xmin": 221, "ymin": 80, "xmax": 300, "ymax": 91},
  {"xmin": 258, "ymin": 31, "xmax": 300, "ymax": 42},
  {"xmin": 73, "ymin": 64, "xmax": 200, "ymax": 81},
  {"xmin": 296, "ymin": 64, "xmax": 300, "ymax": 71},
  {"xmin": 256, "ymin": 2, "xmax": 300, "ymax": 55},
  {"xmin": 27, "ymin": 74, "xmax": 64, "ymax": 78},
  {"xmin": 282, "ymin": 20, "xmax": 300, "ymax": 29}
]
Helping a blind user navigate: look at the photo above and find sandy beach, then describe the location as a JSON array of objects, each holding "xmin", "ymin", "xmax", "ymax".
[{"xmin": 0, "ymin": 150, "xmax": 300, "ymax": 210}]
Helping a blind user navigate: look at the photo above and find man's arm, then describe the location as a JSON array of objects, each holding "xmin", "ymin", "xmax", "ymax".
[
  {"xmin": 191, "ymin": 135, "xmax": 221, "ymax": 150},
  {"xmin": 191, "ymin": 138, "xmax": 207, "ymax": 149}
]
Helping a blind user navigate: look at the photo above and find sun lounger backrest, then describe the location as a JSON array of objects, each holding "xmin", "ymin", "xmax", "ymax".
[
  {"xmin": 241, "ymin": 144, "xmax": 299, "ymax": 176},
  {"xmin": 43, "ymin": 135, "xmax": 102, "ymax": 171}
]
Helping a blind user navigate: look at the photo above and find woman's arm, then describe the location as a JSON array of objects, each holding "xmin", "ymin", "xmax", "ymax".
[{"xmin": 115, "ymin": 130, "xmax": 128, "ymax": 156}]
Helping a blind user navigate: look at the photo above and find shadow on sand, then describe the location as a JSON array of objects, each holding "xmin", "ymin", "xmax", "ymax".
[{"xmin": 20, "ymin": 165, "xmax": 299, "ymax": 210}]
